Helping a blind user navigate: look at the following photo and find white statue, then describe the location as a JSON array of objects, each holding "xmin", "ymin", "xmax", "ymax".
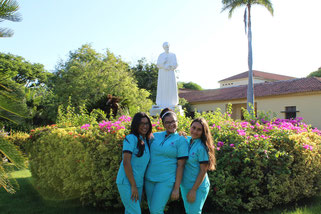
[{"xmin": 156, "ymin": 42, "xmax": 178, "ymax": 108}]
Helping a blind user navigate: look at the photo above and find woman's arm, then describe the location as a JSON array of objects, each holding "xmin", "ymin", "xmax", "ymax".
[
  {"xmin": 123, "ymin": 153, "xmax": 139, "ymax": 202},
  {"xmin": 171, "ymin": 158, "xmax": 186, "ymax": 200},
  {"xmin": 187, "ymin": 163, "xmax": 208, "ymax": 203}
]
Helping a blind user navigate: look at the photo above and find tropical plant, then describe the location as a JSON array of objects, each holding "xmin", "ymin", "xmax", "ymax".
[
  {"xmin": 0, "ymin": 0, "xmax": 22, "ymax": 37},
  {"xmin": 0, "ymin": 135, "xmax": 26, "ymax": 194},
  {"xmin": 221, "ymin": 0, "xmax": 274, "ymax": 115},
  {"xmin": 0, "ymin": 73, "xmax": 27, "ymax": 194}
]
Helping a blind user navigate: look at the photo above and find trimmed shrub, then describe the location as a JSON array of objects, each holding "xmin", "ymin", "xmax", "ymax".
[{"xmin": 26, "ymin": 112, "xmax": 321, "ymax": 213}]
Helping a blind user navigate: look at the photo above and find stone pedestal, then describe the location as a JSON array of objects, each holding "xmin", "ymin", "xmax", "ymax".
[{"xmin": 149, "ymin": 105, "xmax": 183, "ymax": 117}]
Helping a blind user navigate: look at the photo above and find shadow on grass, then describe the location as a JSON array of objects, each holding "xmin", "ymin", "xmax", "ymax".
[
  {"xmin": 0, "ymin": 174, "xmax": 120, "ymax": 214},
  {"xmin": 1, "ymin": 170, "xmax": 320, "ymax": 214}
]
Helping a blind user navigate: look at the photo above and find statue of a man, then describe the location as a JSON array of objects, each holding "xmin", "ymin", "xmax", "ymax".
[{"xmin": 156, "ymin": 42, "xmax": 178, "ymax": 108}]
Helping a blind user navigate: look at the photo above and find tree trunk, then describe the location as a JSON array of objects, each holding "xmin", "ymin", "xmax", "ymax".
[{"xmin": 247, "ymin": 4, "xmax": 255, "ymax": 116}]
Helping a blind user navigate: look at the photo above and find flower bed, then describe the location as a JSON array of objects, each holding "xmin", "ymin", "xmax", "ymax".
[{"xmin": 25, "ymin": 111, "xmax": 321, "ymax": 213}]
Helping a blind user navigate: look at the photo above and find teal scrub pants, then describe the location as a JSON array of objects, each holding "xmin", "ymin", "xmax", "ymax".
[
  {"xmin": 180, "ymin": 186, "xmax": 210, "ymax": 214},
  {"xmin": 117, "ymin": 184, "xmax": 143, "ymax": 214},
  {"xmin": 144, "ymin": 180, "xmax": 175, "ymax": 214}
]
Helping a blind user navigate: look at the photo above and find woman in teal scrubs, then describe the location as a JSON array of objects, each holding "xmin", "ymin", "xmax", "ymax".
[
  {"xmin": 181, "ymin": 118, "xmax": 216, "ymax": 214},
  {"xmin": 145, "ymin": 108, "xmax": 188, "ymax": 214},
  {"xmin": 116, "ymin": 112, "xmax": 152, "ymax": 214}
]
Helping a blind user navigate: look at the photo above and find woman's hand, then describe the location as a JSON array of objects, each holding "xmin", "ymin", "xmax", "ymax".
[
  {"xmin": 187, "ymin": 189, "xmax": 196, "ymax": 203},
  {"xmin": 131, "ymin": 185, "xmax": 139, "ymax": 202},
  {"xmin": 178, "ymin": 131, "xmax": 187, "ymax": 139},
  {"xmin": 170, "ymin": 188, "xmax": 180, "ymax": 200}
]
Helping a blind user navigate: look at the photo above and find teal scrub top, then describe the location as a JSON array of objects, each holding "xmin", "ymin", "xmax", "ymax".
[
  {"xmin": 181, "ymin": 137, "xmax": 210, "ymax": 189},
  {"xmin": 116, "ymin": 134, "xmax": 150, "ymax": 187},
  {"xmin": 145, "ymin": 131, "xmax": 188, "ymax": 183}
]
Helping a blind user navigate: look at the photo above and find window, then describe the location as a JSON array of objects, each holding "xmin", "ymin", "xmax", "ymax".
[{"xmin": 283, "ymin": 106, "xmax": 298, "ymax": 119}]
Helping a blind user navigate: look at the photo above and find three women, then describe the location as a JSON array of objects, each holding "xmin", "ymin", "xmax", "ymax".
[{"xmin": 116, "ymin": 110, "xmax": 216, "ymax": 214}]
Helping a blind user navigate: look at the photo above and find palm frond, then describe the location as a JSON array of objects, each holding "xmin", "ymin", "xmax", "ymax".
[
  {"xmin": 0, "ymin": 27, "xmax": 13, "ymax": 37},
  {"xmin": 0, "ymin": 0, "xmax": 22, "ymax": 37},
  {"xmin": 221, "ymin": 0, "xmax": 247, "ymax": 18},
  {"xmin": 0, "ymin": 164, "xmax": 16, "ymax": 194},
  {"xmin": 0, "ymin": 137, "xmax": 26, "ymax": 169},
  {"xmin": 0, "ymin": 136, "xmax": 26, "ymax": 194},
  {"xmin": 254, "ymin": 0, "xmax": 274, "ymax": 15}
]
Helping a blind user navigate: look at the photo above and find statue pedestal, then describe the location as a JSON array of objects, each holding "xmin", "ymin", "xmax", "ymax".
[{"xmin": 149, "ymin": 105, "xmax": 183, "ymax": 117}]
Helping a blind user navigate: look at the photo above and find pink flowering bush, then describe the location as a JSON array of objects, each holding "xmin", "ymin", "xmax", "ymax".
[
  {"xmin": 204, "ymin": 114, "xmax": 321, "ymax": 213},
  {"xmin": 26, "ymin": 109, "xmax": 321, "ymax": 213}
]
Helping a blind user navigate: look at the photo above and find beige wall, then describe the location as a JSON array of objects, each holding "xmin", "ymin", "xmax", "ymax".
[
  {"xmin": 219, "ymin": 78, "xmax": 266, "ymax": 88},
  {"xmin": 256, "ymin": 92, "xmax": 321, "ymax": 129},
  {"xmin": 190, "ymin": 92, "xmax": 321, "ymax": 129}
]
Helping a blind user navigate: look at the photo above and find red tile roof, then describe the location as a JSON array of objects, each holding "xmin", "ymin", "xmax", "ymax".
[
  {"xmin": 179, "ymin": 77, "xmax": 321, "ymax": 103},
  {"xmin": 219, "ymin": 70, "xmax": 296, "ymax": 82}
]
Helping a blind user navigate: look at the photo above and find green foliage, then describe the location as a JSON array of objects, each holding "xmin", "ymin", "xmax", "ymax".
[
  {"xmin": 50, "ymin": 45, "xmax": 152, "ymax": 116},
  {"xmin": 26, "ymin": 111, "xmax": 321, "ymax": 212},
  {"xmin": 178, "ymin": 81, "xmax": 203, "ymax": 90},
  {"xmin": 307, "ymin": 67, "xmax": 321, "ymax": 78},
  {"xmin": 0, "ymin": 52, "xmax": 54, "ymax": 130},
  {"xmin": 27, "ymin": 121, "xmax": 130, "ymax": 207},
  {"xmin": 0, "ymin": 72, "xmax": 28, "ymax": 128},
  {"xmin": 0, "ymin": 52, "xmax": 50, "ymax": 86},
  {"xmin": 131, "ymin": 58, "xmax": 158, "ymax": 102},
  {"xmin": 0, "ymin": 0, "xmax": 22, "ymax": 37},
  {"xmin": 0, "ymin": 134, "xmax": 27, "ymax": 194},
  {"xmin": 56, "ymin": 100, "xmax": 107, "ymax": 128}
]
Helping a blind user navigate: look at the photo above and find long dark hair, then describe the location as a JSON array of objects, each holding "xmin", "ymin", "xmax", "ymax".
[
  {"xmin": 191, "ymin": 118, "xmax": 216, "ymax": 170},
  {"xmin": 130, "ymin": 112, "xmax": 152, "ymax": 157}
]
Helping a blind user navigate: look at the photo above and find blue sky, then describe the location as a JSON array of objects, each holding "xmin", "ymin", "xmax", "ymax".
[{"xmin": 1, "ymin": 0, "xmax": 320, "ymax": 89}]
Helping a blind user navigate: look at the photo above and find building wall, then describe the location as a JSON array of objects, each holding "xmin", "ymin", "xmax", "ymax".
[
  {"xmin": 256, "ymin": 92, "xmax": 321, "ymax": 128},
  {"xmin": 219, "ymin": 78, "xmax": 266, "ymax": 88},
  {"xmin": 189, "ymin": 92, "xmax": 321, "ymax": 129}
]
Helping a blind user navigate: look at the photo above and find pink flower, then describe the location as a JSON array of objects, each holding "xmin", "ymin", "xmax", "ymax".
[
  {"xmin": 217, "ymin": 141, "xmax": 224, "ymax": 147},
  {"xmin": 81, "ymin": 124, "xmax": 90, "ymax": 130},
  {"xmin": 230, "ymin": 144, "xmax": 235, "ymax": 147}
]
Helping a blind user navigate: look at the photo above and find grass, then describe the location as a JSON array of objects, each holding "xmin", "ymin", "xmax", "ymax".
[{"xmin": 1, "ymin": 169, "xmax": 320, "ymax": 214}]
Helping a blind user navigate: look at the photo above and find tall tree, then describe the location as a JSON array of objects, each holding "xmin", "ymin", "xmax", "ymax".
[
  {"xmin": 0, "ymin": 0, "xmax": 22, "ymax": 37},
  {"xmin": 0, "ymin": 53, "xmax": 54, "ymax": 129},
  {"xmin": 131, "ymin": 58, "xmax": 158, "ymax": 102},
  {"xmin": 221, "ymin": 0, "xmax": 273, "ymax": 115},
  {"xmin": 50, "ymin": 45, "xmax": 152, "ymax": 115}
]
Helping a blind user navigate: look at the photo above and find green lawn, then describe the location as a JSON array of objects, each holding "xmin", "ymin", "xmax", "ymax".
[{"xmin": 1, "ymin": 169, "xmax": 320, "ymax": 214}]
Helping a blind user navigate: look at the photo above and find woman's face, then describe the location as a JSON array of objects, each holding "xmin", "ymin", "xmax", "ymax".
[
  {"xmin": 163, "ymin": 114, "xmax": 177, "ymax": 134},
  {"xmin": 138, "ymin": 117, "xmax": 150, "ymax": 137},
  {"xmin": 190, "ymin": 121, "xmax": 203, "ymax": 140}
]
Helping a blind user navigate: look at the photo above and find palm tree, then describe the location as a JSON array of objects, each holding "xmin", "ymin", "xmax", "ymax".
[
  {"xmin": 0, "ymin": 73, "xmax": 27, "ymax": 194},
  {"xmin": 0, "ymin": 0, "xmax": 22, "ymax": 37},
  {"xmin": 221, "ymin": 0, "xmax": 273, "ymax": 116}
]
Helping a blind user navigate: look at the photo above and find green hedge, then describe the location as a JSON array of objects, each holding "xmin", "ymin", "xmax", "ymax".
[{"xmin": 25, "ymin": 112, "xmax": 321, "ymax": 213}]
